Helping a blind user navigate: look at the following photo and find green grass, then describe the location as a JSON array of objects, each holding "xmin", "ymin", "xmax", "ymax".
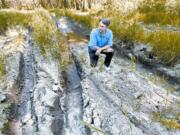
[
  {"xmin": 30, "ymin": 9, "xmax": 60, "ymax": 54},
  {"xmin": 152, "ymin": 104, "xmax": 180, "ymax": 130},
  {"xmin": 50, "ymin": 8, "xmax": 98, "ymax": 28},
  {"xmin": 0, "ymin": 9, "xmax": 63, "ymax": 54},
  {"xmin": 0, "ymin": 10, "xmax": 31, "ymax": 32},
  {"xmin": 137, "ymin": 0, "xmax": 180, "ymax": 26},
  {"xmin": 144, "ymin": 30, "xmax": 180, "ymax": 65},
  {"xmin": 0, "ymin": 50, "xmax": 6, "ymax": 76},
  {"xmin": 0, "ymin": 9, "xmax": 64, "ymax": 75}
]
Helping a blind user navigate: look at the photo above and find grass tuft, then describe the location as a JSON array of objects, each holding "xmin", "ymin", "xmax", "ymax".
[{"xmin": 0, "ymin": 50, "xmax": 6, "ymax": 76}]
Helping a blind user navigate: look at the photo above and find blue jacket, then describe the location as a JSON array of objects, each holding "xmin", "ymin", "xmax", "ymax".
[{"xmin": 88, "ymin": 28, "xmax": 113, "ymax": 51}]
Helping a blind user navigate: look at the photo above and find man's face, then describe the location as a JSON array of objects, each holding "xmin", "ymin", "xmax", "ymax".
[{"xmin": 98, "ymin": 21, "xmax": 106, "ymax": 33}]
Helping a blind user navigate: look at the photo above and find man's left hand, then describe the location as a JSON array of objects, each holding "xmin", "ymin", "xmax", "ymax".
[{"xmin": 95, "ymin": 48, "xmax": 102, "ymax": 56}]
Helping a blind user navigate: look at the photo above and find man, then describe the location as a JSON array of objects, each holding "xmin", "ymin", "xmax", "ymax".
[{"xmin": 88, "ymin": 18, "xmax": 114, "ymax": 70}]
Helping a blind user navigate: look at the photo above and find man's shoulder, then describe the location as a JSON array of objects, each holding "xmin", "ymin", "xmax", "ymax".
[
  {"xmin": 107, "ymin": 28, "xmax": 113, "ymax": 35},
  {"xmin": 91, "ymin": 28, "xmax": 98, "ymax": 34}
]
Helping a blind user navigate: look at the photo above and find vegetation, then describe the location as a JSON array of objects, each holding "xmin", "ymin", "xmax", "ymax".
[
  {"xmin": 30, "ymin": 9, "xmax": 61, "ymax": 54},
  {"xmin": 0, "ymin": 0, "xmax": 94, "ymax": 10},
  {"xmin": 51, "ymin": 0, "xmax": 180, "ymax": 65},
  {"xmin": 50, "ymin": 8, "xmax": 97, "ymax": 28},
  {"xmin": 0, "ymin": 50, "xmax": 5, "ymax": 76},
  {"xmin": 0, "ymin": 9, "xmax": 64, "ymax": 75},
  {"xmin": 0, "ymin": 0, "xmax": 179, "ymax": 132},
  {"xmin": 0, "ymin": 10, "xmax": 31, "ymax": 32},
  {"xmin": 152, "ymin": 105, "xmax": 180, "ymax": 130},
  {"xmin": 145, "ymin": 30, "xmax": 180, "ymax": 65},
  {"xmin": 138, "ymin": 0, "xmax": 180, "ymax": 26}
]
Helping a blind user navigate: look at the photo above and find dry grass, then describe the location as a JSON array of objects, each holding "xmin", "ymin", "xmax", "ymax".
[
  {"xmin": 144, "ymin": 30, "xmax": 180, "ymax": 65},
  {"xmin": 137, "ymin": 0, "xmax": 180, "ymax": 26},
  {"xmin": 152, "ymin": 105, "xmax": 180, "ymax": 130},
  {"xmin": 50, "ymin": 8, "xmax": 98, "ymax": 28},
  {"xmin": 0, "ymin": 9, "xmax": 64, "ymax": 75}
]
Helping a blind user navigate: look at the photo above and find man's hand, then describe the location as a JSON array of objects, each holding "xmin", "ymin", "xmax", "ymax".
[
  {"xmin": 94, "ymin": 46, "xmax": 100, "ymax": 50},
  {"xmin": 95, "ymin": 48, "xmax": 102, "ymax": 56}
]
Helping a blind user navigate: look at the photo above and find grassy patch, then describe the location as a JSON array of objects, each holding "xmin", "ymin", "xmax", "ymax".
[
  {"xmin": 137, "ymin": 0, "xmax": 180, "ymax": 26},
  {"xmin": 50, "ymin": 8, "xmax": 98, "ymax": 28},
  {"xmin": 0, "ymin": 9, "xmax": 66, "ymax": 75},
  {"xmin": 0, "ymin": 50, "xmax": 6, "ymax": 76},
  {"xmin": 144, "ymin": 30, "xmax": 180, "ymax": 65},
  {"xmin": 152, "ymin": 105, "xmax": 180, "ymax": 130},
  {"xmin": 0, "ymin": 10, "xmax": 31, "ymax": 33},
  {"xmin": 30, "ymin": 9, "xmax": 60, "ymax": 54},
  {"xmin": 0, "ymin": 9, "xmax": 63, "ymax": 55}
]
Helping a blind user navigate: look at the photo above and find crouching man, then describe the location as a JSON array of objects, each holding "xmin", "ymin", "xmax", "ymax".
[{"xmin": 88, "ymin": 18, "xmax": 114, "ymax": 70}]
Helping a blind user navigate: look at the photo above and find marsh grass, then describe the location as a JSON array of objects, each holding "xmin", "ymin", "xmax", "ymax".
[
  {"xmin": 0, "ymin": 10, "xmax": 31, "ymax": 33},
  {"xmin": 0, "ymin": 9, "xmax": 63, "ymax": 55},
  {"xmin": 50, "ymin": 8, "xmax": 98, "ymax": 28},
  {"xmin": 0, "ymin": 9, "xmax": 67, "ymax": 75},
  {"xmin": 138, "ymin": 0, "xmax": 180, "ymax": 26},
  {"xmin": 30, "ymin": 9, "xmax": 59, "ymax": 54},
  {"xmin": 145, "ymin": 30, "xmax": 180, "ymax": 65}
]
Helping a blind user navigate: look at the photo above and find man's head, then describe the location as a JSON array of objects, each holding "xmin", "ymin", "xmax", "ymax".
[{"xmin": 98, "ymin": 18, "xmax": 110, "ymax": 33}]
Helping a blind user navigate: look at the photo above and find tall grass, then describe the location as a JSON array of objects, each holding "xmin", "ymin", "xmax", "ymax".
[
  {"xmin": 0, "ymin": 9, "xmax": 63, "ymax": 75},
  {"xmin": 145, "ymin": 31, "xmax": 180, "ymax": 65},
  {"xmin": 0, "ymin": 10, "xmax": 31, "ymax": 32},
  {"xmin": 138, "ymin": 0, "xmax": 180, "ymax": 26},
  {"xmin": 50, "ymin": 8, "xmax": 98, "ymax": 28},
  {"xmin": 30, "ymin": 9, "xmax": 61, "ymax": 54}
]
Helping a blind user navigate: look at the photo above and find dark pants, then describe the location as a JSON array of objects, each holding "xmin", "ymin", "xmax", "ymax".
[{"xmin": 88, "ymin": 49, "xmax": 114, "ymax": 67}]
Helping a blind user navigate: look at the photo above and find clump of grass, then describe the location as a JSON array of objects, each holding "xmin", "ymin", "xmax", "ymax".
[
  {"xmin": 0, "ymin": 9, "xmax": 63, "ymax": 57},
  {"xmin": 0, "ymin": 10, "xmax": 31, "ymax": 33},
  {"xmin": 30, "ymin": 9, "xmax": 60, "ymax": 54},
  {"xmin": 152, "ymin": 105, "xmax": 180, "ymax": 130},
  {"xmin": 0, "ymin": 50, "xmax": 6, "ymax": 76},
  {"xmin": 0, "ymin": 9, "xmax": 67, "ymax": 75},
  {"xmin": 145, "ymin": 30, "xmax": 180, "ymax": 65},
  {"xmin": 51, "ymin": 8, "xmax": 98, "ymax": 28},
  {"xmin": 138, "ymin": 0, "xmax": 180, "ymax": 26}
]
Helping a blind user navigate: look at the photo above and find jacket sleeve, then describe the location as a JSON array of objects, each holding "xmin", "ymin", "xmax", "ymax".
[
  {"xmin": 88, "ymin": 29, "xmax": 97, "ymax": 50},
  {"xmin": 107, "ymin": 31, "xmax": 113, "ymax": 46}
]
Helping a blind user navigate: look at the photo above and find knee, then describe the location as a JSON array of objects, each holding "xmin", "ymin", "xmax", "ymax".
[{"xmin": 107, "ymin": 48, "xmax": 114, "ymax": 53}]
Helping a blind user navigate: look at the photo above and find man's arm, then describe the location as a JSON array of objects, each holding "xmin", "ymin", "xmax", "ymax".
[
  {"xmin": 95, "ymin": 31, "xmax": 113, "ymax": 55},
  {"xmin": 89, "ymin": 29, "xmax": 99, "ymax": 50}
]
